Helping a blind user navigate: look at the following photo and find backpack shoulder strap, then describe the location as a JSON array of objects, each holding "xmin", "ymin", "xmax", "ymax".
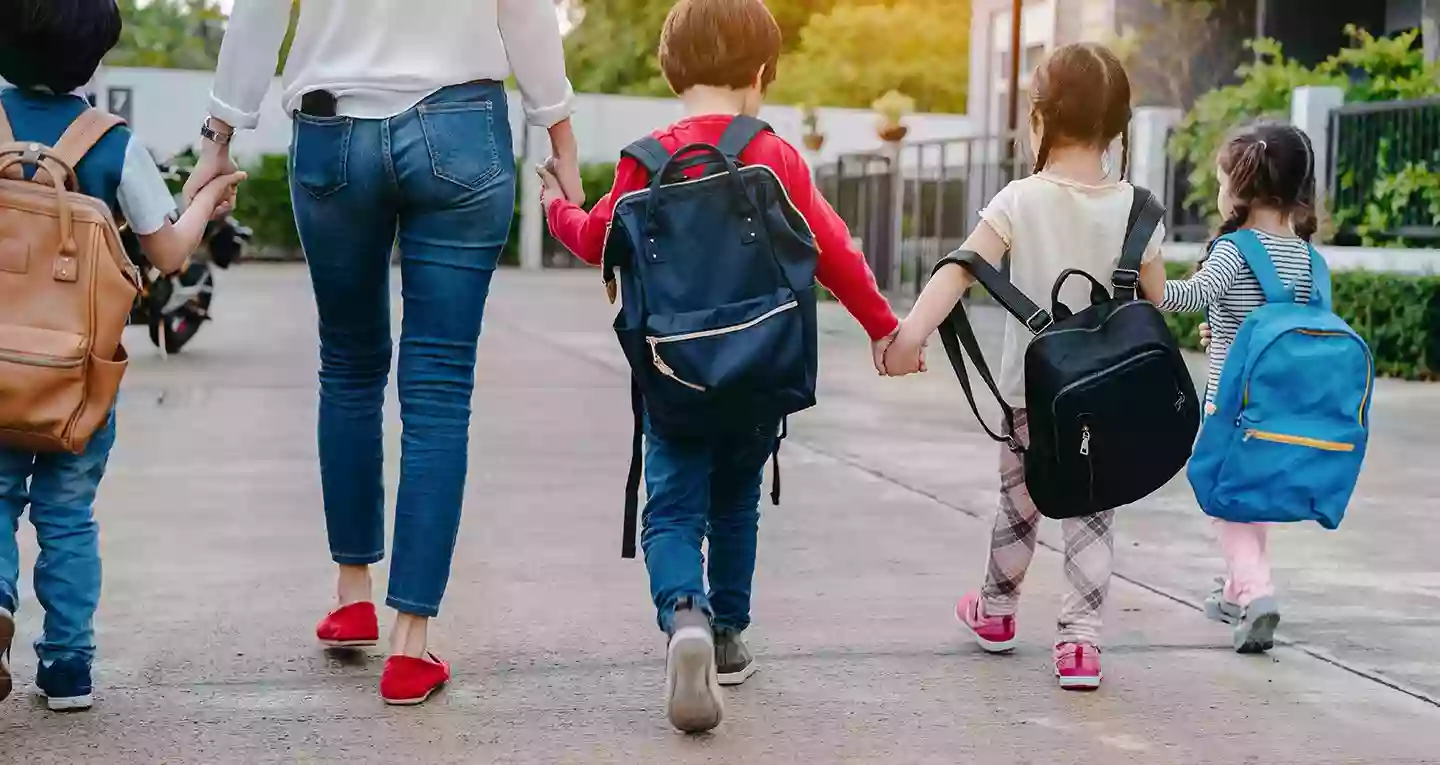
[
  {"xmin": 1307, "ymin": 243, "xmax": 1334, "ymax": 311},
  {"xmin": 0, "ymin": 101, "xmax": 13, "ymax": 143},
  {"xmin": 927, "ymin": 250, "xmax": 1041, "ymax": 454},
  {"xmin": 933, "ymin": 249, "xmax": 1050, "ymax": 333},
  {"xmin": 620, "ymin": 136, "xmax": 671, "ymax": 178},
  {"xmin": 51, "ymin": 108, "xmax": 125, "ymax": 170},
  {"xmin": 1220, "ymin": 230, "xmax": 1292, "ymax": 304},
  {"xmin": 1114, "ymin": 186, "xmax": 1165, "ymax": 301},
  {"xmin": 715, "ymin": 115, "xmax": 772, "ymax": 161}
]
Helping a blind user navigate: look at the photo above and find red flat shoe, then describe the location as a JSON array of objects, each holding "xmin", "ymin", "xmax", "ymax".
[
  {"xmin": 316, "ymin": 602, "xmax": 379, "ymax": 648},
  {"xmin": 381, "ymin": 653, "xmax": 451, "ymax": 706}
]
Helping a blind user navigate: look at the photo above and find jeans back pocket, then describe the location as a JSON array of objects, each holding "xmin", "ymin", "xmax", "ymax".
[
  {"xmin": 291, "ymin": 114, "xmax": 352, "ymax": 199},
  {"xmin": 418, "ymin": 101, "xmax": 501, "ymax": 190}
]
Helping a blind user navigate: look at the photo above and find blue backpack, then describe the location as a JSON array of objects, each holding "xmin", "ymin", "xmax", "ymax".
[
  {"xmin": 1187, "ymin": 230, "xmax": 1374, "ymax": 529},
  {"xmin": 602, "ymin": 116, "xmax": 820, "ymax": 557}
]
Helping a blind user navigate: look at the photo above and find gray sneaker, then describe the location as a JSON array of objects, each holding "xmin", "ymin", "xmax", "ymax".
[
  {"xmin": 715, "ymin": 631, "xmax": 757, "ymax": 686},
  {"xmin": 1233, "ymin": 596, "xmax": 1281, "ymax": 654},
  {"xmin": 665, "ymin": 605, "xmax": 723, "ymax": 733},
  {"xmin": 1204, "ymin": 578, "xmax": 1242, "ymax": 625}
]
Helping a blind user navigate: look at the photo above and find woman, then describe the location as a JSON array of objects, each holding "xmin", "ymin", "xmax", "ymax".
[{"xmin": 185, "ymin": 0, "xmax": 582, "ymax": 706}]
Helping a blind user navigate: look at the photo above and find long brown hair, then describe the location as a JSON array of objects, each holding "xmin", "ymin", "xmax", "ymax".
[
  {"xmin": 1029, "ymin": 43, "xmax": 1133, "ymax": 178},
  {"xmin": 1216, "ymin": 121, "xmax": 1319, "ymax": 242}
]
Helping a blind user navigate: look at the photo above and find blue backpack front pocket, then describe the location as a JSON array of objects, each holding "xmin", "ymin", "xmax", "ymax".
[{"xmin": 645, "ymin": 288, "xmax": 804, "ymax": 395}]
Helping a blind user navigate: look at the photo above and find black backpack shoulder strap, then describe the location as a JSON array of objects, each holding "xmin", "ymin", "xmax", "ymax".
[
  {"xmin": 928, "ymin": 250, "xmax": 1042, "ymax": 453},
  {"xmin": 934, "ymin": 249, "xmax": 1051, "ymax": 334},
  {"xmin": 716, "ymin": 115, "xmax": 772, "ymax": 161},
  {"xmin": 1114, "ymin": 186, "xmax": 1165, "ymax": 301},
  {"xmin": 621, "ymin": 136, "xmax": 671, "ymax": 177},
  {"xmin": 621, "ymin": 378, "xmax": 645, "ymax": 558}
]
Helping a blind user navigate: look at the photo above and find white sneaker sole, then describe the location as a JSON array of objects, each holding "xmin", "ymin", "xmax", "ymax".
[
  {"xmin": 320, "ymin": 639, "xmax": 378, "ymax": 649},
  {"xmin": 1056, "ymin": 673, "xmax": 1102, "ymax": 691},
  {"xmin": 665, "ymin": 626, "xmax": 723, "ymax": 733},
  {"xmin": 955, "ymin": 604, "xmax": 1016, "ymax": 654},
  {"xmin": 45, "ymin": 694, "xmax": 94, "ymax": 712},
  {"xmin": 382, "ymin": 687, "xmax": 441, "ymax": 707},
  {"xmin": 717, "ymin": 660, "xmax": 757, "ymax": 686}
]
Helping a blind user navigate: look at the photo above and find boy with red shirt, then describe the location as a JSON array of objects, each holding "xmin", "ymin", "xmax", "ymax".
[{"xmin": 541, "ymin": 0, "xmax": 897, "ymax": 733}]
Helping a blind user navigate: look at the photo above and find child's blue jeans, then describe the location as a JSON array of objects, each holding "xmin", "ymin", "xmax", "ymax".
[
  {"xmin": 641, "ymin": 421, "xmax": 777, "ymax": 636},
  {"xmin": 0, "ymin": 410, "xmax": 114, "ymax": 664}
]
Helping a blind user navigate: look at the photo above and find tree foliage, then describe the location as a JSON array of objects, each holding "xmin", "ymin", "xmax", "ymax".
[
  {"xmin": 1169, "ymin": 27, "xmax": 1440, "ymax": 231},
  {"xmin": 564, "ymin": 0, "xmax": 968, "ymax": 112},
  {"xmin": 771, "ymin": 0, "xmax": 966, "ymax": 112},
  {"xmin": 106, "ymin": 0, "xmax": 227, "ymax": 70}
]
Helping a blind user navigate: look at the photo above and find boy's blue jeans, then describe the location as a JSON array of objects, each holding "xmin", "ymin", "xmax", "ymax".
[
  {"xmin": 642, "ymin": 422, "xmax": 777, "ymax": 635},
  {"xmin": 289, "ymin": 82, "xmax": 515, "ymax": 618},
  {"xmin": 0, "ymin": 411, "xmax": 115, "ymax": 664}
]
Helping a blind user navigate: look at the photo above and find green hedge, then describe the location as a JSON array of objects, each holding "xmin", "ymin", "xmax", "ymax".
[
  {"xmin": 1163, "ymin": 261, "xmax": 1440, "ymax": 380},
  {"xmin": 233, "ymin": 153, "xmax": 301, "ymax": 252}
]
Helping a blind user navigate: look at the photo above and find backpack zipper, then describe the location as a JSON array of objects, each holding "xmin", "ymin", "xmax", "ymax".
[
  {"xmin": 599, "ymin": 164, "xmax": 816, "ymax": 283},
  {"xmin": 1242, "ymin": 328, "xmax": 1373, "ymax": 427},
  {"xmin": 646, "ymin": 300, "xmax": 799, "ymax": 392},
  {"xmin": 0, "ymin": 349, "xmax": 84, "ymax": 369},
  {"xmin": 1243, "ymin": 429, "xmax": 1355, "ymax": 452},
  {"xmin": 1079, "ymin": 424, "xmax": 1091, "ymax": 456}
]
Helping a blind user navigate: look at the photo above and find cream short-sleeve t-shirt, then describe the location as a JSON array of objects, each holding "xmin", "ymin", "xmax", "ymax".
[{"xmin": 979, "ymin": 172, "xmax": 1165, "ymax": 407}]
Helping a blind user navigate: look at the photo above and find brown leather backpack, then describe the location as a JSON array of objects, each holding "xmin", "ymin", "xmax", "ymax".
[{"xmin": 0, "ymin": 104, "xmax": 141, "ymax": 454}]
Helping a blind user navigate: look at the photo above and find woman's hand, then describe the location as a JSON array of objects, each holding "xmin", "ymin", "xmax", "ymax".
[
  {"xmin": 1199, "ymin": 322, "xmax": 1212, "ymax": 349},
  {"xmin": 184, "ymin": 119, "xmax": 239, "ymax": 205},
  {"xmin": 546, "ymin": 118, "xmax": 585, "ymax": 205},
  {"xmin": 536, "ymin": 162, "xmax": 566, "ymax": 213}
]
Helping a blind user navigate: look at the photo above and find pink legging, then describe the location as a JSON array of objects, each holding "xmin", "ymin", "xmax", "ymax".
[{"xmin": 1215, "ymin": 519, "xmax": 1274, "ymax": 605}]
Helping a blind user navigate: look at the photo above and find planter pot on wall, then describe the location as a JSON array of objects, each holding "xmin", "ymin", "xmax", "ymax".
[{"xmin": 878, "ymin": 124, "xmax": 909, "ymax": 143}]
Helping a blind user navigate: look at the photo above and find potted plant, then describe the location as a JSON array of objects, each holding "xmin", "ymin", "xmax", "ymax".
[
  {"xmin": 801, "ymin": 105, "xmax": 826, "ymax": 152},
  {"xmin": 873, "ymin": 90, "xmax": 915, "ymax": 143}
]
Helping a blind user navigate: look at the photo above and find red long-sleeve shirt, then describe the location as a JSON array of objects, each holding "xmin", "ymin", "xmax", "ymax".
[{"xmin": 546, "ymin": 115, "xmax": 899, "ymax": 341}]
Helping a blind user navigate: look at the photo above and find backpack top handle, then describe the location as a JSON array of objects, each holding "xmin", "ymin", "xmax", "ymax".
[
  {"xmin": 0, "ymin": 148, "xmax": 80, "ymax": 254},
  {"xmin": 640, "ymin": 142, "xmax": 761, "ymax": 237}
]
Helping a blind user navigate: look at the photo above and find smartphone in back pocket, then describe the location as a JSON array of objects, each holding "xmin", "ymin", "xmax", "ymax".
[{"xmin": 299, "ymin": 90, "xmax": 337, "ymax": 118}]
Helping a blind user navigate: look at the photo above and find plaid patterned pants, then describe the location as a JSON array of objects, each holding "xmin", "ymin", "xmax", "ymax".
[{"xmin": 980, "ymin": 410, "xmax": 1114, "ymax": 646}]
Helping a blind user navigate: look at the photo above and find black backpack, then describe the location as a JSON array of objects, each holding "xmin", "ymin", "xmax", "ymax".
[
  {"xmin": 933, "ymin": 187, "xmax": 1199, "ymax": 519},
  {"xmin": 603, "ymin": 116, "xmax": 820, "ymax": 556}
]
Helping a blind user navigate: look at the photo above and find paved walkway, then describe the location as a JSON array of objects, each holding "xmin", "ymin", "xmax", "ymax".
[{"xmin": 3, "ymin": 266, "xmax": 1438, "ymax": 763}]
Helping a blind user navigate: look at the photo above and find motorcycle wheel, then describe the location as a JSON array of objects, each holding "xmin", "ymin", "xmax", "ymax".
[
  {"xmin": 148, "ymin": 264, "xmax": 214, "ymax": 354},
  {"xmin": 149, "ymin": 308, "xmax": 208, "ymax": 354}
]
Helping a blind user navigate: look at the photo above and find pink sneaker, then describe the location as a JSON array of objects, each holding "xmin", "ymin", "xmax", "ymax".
[
  {"xmin": 1054, "ymin": 643, "xmax": 1102, "ymax": 690},
  {"xmin": 955, "ymin": 591, "xmax": 1016, "ymax": 653}
]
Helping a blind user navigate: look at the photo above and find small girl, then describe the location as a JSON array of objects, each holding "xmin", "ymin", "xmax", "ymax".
[
  {"xmin": 1158, "ymin": 122, "xmax": 1320, "ymax": 654},
  {"xmin": 884, "ymin": 42, "xmax": 1166, "ymax": 690}
]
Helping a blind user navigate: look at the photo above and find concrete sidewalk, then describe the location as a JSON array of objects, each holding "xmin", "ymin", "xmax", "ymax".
[{"xmin": 3, "ymin": 265, "xmax": 1438, "ymax": 763}]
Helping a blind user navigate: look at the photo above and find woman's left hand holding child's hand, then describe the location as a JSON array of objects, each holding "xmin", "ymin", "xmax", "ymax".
[{"xmin": 882, "ymin": 320, "xmax": 928, "ymax": 376}]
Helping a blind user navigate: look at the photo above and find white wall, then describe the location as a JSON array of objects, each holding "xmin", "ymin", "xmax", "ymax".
[{"xmin": 96, "ymin": 67, "xmax": 973, "ymax": 164}]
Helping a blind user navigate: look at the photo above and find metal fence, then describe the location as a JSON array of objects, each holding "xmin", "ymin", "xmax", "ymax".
[
  {"xmin": 1163, "ymin": 128, "xmax": 1213, "ymax": 243},
  {"xmin": 817, "ymin": 133, "xmax": 1025, "ymax": 296},
  {"xmin": 1328, "ymin": 97, "xmax": 1440, "ymax": 244}
]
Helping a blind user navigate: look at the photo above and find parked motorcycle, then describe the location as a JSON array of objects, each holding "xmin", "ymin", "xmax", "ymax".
[{"xmin": 122, "ymin": 153, "xmax": 253, "ymax": 354}]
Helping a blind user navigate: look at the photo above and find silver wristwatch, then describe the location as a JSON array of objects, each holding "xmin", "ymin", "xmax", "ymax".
[{"xmin": 200, "ymin": 117, "xmax": 233, "ymax": 146}]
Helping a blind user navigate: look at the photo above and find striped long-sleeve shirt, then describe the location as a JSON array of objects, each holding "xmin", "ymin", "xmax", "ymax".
[{"xmin": 1161, "ymin": 230, "xmax": 1314, "ymax": 402}]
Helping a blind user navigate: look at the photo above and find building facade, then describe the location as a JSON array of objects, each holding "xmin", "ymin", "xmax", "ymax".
[{"xmin": 967, "ymin": 0, "xmax": 1433, "ymax": 135}]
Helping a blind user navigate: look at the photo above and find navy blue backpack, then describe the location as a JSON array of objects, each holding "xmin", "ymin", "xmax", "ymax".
[{"xmin": 602, "ymin": 116, "xmax": 820, "ymax": 557}]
